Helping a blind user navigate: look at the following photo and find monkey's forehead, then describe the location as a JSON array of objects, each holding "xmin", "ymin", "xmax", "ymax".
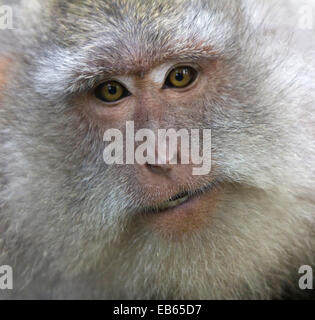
[
  {"xmin": 24, "ymin": 0, "xmax": 244, "ymax": 75},
  {"xmin": 17, "ymin": 0, "xmax": 250, "ymax": 98}
]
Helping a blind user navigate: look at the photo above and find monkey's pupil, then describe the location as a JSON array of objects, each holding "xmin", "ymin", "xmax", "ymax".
[
  {"xmin": 175, "ymin": 72, "xmax": 184, "ymax": 82},
  {"xmin": 107, "ymin": 85, "xmax": 117, "ymax": 95}
]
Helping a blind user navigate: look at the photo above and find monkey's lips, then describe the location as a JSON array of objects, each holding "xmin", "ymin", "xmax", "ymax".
[
  {"xmin": 144, "ymin": 182, "xmax": 218, "ymax": 213},
  {"xmin": 152, "ymin": 191, "xmax": 191, "ymax": 212},
  {"xmin": 140, "ymin": 183, "xmax": 220, "ymax": 237}
]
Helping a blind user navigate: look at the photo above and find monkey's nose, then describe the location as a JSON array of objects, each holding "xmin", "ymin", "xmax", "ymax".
[
  {"xmin": 143, "ymin": 136, "xmax": 181, "ymax": 175},
  {"xmin": 145, "ymin": 163, "xmax": 172, "ymax": 175}
]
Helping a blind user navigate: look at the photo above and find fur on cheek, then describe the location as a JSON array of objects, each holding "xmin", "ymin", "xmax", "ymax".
[{"xmin": 0, "ymin": 58, "xmax": 11, "ymax": 98}]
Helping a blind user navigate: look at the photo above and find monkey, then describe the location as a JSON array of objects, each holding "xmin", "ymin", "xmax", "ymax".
[{"xmin": 0, "ymin": 0, "xmax": 315, "ymax": 299}]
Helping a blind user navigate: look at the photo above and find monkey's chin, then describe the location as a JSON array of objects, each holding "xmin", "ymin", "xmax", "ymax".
[{"xmin": 140, "ymin": 183, "xmax": 220, "ymax": 239}]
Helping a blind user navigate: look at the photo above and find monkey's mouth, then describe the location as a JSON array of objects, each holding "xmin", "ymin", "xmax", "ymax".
[
  {"xmin": 156, "ymin": 191, "xmax": 190, "ymax": 211},
  {"xmin": 140, "ymin": 181, "xmax": 218, "ymax": 214}
]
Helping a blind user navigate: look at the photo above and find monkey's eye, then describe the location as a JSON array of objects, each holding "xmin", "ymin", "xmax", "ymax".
[
  {"xmin": 164, "ymin": 66, "xmax": 197, "ymax": 89},
  {"xmin": 95, "ymin": 81, "xmax": 130, "ymax": 103}
]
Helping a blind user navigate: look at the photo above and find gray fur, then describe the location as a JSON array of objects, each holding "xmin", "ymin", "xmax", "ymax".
[{"xmin": 0, "ymin": 0, "xmax": 314, "ymax": 299}]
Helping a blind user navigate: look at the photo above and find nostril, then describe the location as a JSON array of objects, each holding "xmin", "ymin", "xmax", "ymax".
[{"xmin": 145, "ymin": 163, "xmax": 171, "ymax": 174}]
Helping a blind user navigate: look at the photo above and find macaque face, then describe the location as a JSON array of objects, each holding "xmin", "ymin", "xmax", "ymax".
[
  {"xmin": 74, "ymin": 58, "xmax": 222, "ymax": 238},
  {"xmin": 0, "ymin": 0, "xmax": 314, "ymax": 299}
]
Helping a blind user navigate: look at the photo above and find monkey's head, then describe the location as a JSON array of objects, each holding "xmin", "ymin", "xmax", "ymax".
[{"xmin": 0, "ymin": 0, "xmax": 314, "ymax": 299}]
